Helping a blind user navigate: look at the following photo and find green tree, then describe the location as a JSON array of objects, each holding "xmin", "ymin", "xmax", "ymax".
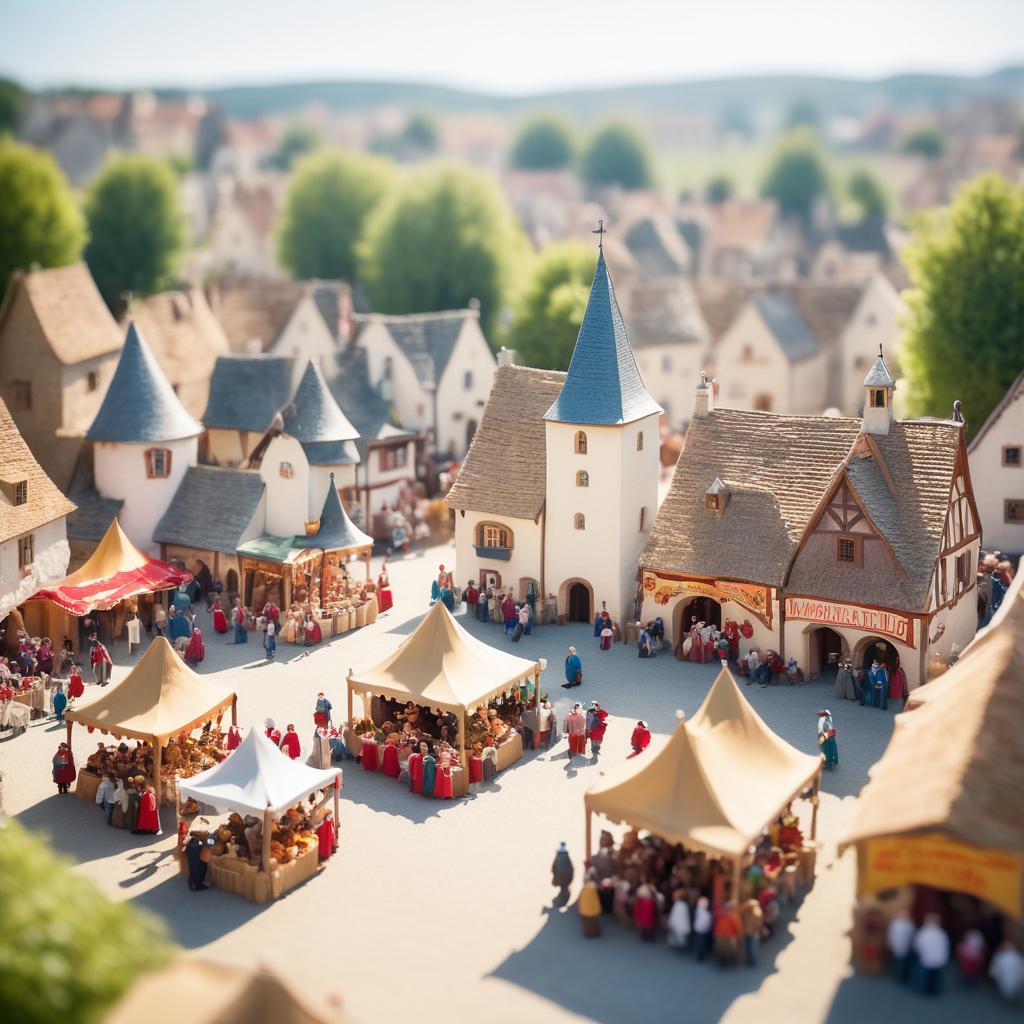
[
  {"xmin": 84, "ymin": 154, "xmax": 185, "ymax": 311},
  {"xmin": 278, "ymin": 148, "xmax": 398, "ymax": 282},
  {"xmin": 400, "ymin": 111, "xmax": 439, "ymax": 153},
  {"xmin": 785, "ymin": 98, "xmax": 820, "ymax": 131},
  {"xmin": 761, "ymin": 128, "xmax": 831, "ymax": 220},
  {"xmin": 0, "ymin": 79, "xmax": 26, "ymax": 134},
  {"xmin": 511, "ymin": 114, "xmax": 575, "ymax": 170},
  {"xmin": 900, "ymin": 126, "xmax": 945, "ymax": 159},
  {"xmin": 707, "ymin": 174, "xmax": 734, "ymax": 204},
  {"xmin": 902, "ymin": 173, "xmax": 1024, "ymax": 436},
  {"xmin": 583, "ymin": 121, "xmax": 653, "ymax": 190},
  {"xmin": 848, "ymin": 168, "xmax": 887, "ymax": 219},
  {"xmin": 266, "ymin": 122, "xmax": 322, "ymax": 170},
  {"xmin": 0, "ymin": 820, "xmax": 173, "ymax": 1024},
  {"xmin": 509, "ymin": 241, "xmax": 595, "ymax": 370},
  {"xmin": 0, "ymin": 139, "xmax": 85, "ymax": 290},
  {"xmin": 358, "ymin": 161, "xmax": 523, "ymax": 340}
]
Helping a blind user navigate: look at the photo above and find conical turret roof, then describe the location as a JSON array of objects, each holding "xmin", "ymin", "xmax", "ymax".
[
  {"xmin": 282, "ymin": 360, "xmax": 360, "ymax": 465},
  {"xmin": 300, "ymin": 473, "xmax": 372, "ymax": 552},
  {"xmin": 863, "ymin": 352, "xmax": 896, "ymax": 388},
  {"xmin": 86, "ymin": 322, "xmax": 202, "ymax": 443},
  {"xmin": 544, "ymin": 250, "xmax": 662, "ymax": 426}
]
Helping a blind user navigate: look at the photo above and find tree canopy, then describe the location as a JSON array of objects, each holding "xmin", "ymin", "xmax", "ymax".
[
  {"xmin": 785, "ymin": 98, "xmax": 821, "ymax": 131},
  {"xmin": 0, "ymin": 78, "xmax": 26, "ymax": 134},
  {"xmin": 277, "ymin": 148, "xmax": 398, "ymax": 282},
  {"xmin": 508, "ymin": 240, "xmax": 595, "ymax": 371},
  {"xmin": 84, "ymin": 154, "xmax": 185, "ymax": 312},
  {"xmin": 902, "ymin": 173, "xmax": 1024, "ymax": 437},
  {"xmin": 511, "ymin": 114, "xmax": 575, "ymax": 170},
  {"xmin": 848, "ymin": 168, "xmax": 887, "ymax": 219},
  {"xmin": 900, "ymin": 126, "xmax": 945, "ymax": 159},
  {"xmin": 0, "ymin": 820, "xmax": 173, "ymax": 1024},
  {"xmin": 760, "ymin": 128, "xmax": 830, "ymax": 220},
  {"xmin": 0, "ymin": 140, "xmax": 85, "ymax": 290},
  {"xmin": 266, "ymin": 122, "xmax": 322, "ymax": 170},
  {"xmin": 400, "ymin": 111, "xmax": 440, "ymax": 153},
  {"xmin": 357, "ymin": 161, "xmax": 523, "ymax": 340},
  {"xmin": 707, "ymin": 174, "xmax": 734, "ymax": 204},
  {"xmin": 583, "ymin": 121, "xmax": 653, "ymax": 190}
]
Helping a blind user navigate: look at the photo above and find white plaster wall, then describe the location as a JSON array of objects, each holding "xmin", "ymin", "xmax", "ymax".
[
  {"xmin": 0, "ymin": 518, "xmax": 70, "ymax": 619},
  {"xmin": 452, "ymin": 509, "xmax": 542, "ymax": 599},
  {"xmin": 209, "ymin": 205, "xmax": 282, "ymax": 281},
  {"xmin": 365, "ymin": 440, "xmax": 417, "ymax": 492},
  {"xmin": 791, "ymin": 352, "xmax": 828, "ymax": 415},
  {"xmin": 93, "ymin": 436, "xmax": 198, "ymax": 554},
  {"xmin": 714, "ymin": 305, "xmax": 791, "ymax": 414},
  {"xmin": 839, "ymin": 273, "xmax": 906, "ymax": 415},
  {"xmin": 969, "ymin": 400, "xmax": 1024, "ymax": 553},
  {"xmin": 357, "ymin": 322, "xmax": 431, "ymax": 434},
  {"xmin": 544, "ymin": 413, "xmax": 660, "ymax": 625},
  {"xmin": 260, "ymin": 434, "xmax": 310, "ymax": 537},
  {"xmin": 634, "ymin": 343, "xmax": 706, "ymax": 429},
  {"xmin": 308, "ymin": 463, "xmax": 357, "ymax": 517},
  {"xmin": 434, "ymin": 320, "xmax": 497, "ymax": 457},
  {"xmin": 270, "ymin": 294, "xmax": 339, "ymax": 389}
]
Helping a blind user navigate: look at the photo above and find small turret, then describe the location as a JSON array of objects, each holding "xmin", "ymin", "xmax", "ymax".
[
  {"xmin": 861, "ymin": 345, "xmax": 895, "ymax": 436},
  {"xmin": 693, "ymin": 371, "xmax": 716, "ymax": 420}
]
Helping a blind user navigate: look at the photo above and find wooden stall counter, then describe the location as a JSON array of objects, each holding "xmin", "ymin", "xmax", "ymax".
[
  {"xmin": 76, "ymin": 769, "xmax": 101, "ymax": 802},
  {"xmin": 495, "ymin": 732, "xmax": 524, "ymax": 771},
  {"xmin": 206, "ymin": 843, "xmax": 319, "ymax": 904}
]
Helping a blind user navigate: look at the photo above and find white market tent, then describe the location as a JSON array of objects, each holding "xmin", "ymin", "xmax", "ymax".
[{"xmin": 179, "ymin": 728, "xmax": 342, "ymax": 878}]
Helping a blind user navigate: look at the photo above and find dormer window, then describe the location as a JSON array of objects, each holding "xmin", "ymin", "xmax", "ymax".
[
  {"xmin": 145, "ymin": 448, "xmax": 171, "ymax": 478},
  {"xmin": 576, "ymin": 431, "xmax": 587, "ymax": 454},
  {"xmin": 869, "ymin": 389, "xmax": 887, "ymax": 408},
  {"xmin": 14, "ymin": 481, "xmax": 27, "ymax": 506},
  {"xmin": 704, "ymin": 478, "xmax": 729, "ymax": 519}
]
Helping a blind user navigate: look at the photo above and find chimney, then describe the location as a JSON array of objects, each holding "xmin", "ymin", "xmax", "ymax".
[
  {"xmin": 497, "ymin": 347, "xmax": 517, "ymax": 367},
  {"xmin": 693, "ymin": 371, "xmax": 715, "ymax": 419}
]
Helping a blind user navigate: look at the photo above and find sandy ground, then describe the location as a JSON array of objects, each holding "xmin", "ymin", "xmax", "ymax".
[{"xmin": 1, "ymin": 542, "xmax": 1016, "ymax": 1024}]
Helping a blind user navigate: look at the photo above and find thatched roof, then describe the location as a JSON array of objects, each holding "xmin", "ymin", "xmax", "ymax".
[
  {"xmin": 445, "ymin": 364, "xmax": 565, "ymax": 521},
  {"xmin": 842, "ymin": 564, "xmax": 1024, "ymax": 858},
  {"xmin": 643, "ymin": 409, "xmax": 965, "ymax": 610}
]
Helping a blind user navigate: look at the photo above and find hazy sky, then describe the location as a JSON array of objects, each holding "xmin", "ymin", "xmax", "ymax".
[{"xmin": 2, "ymin": 0, "xmax": 1022, "ymax": 93}]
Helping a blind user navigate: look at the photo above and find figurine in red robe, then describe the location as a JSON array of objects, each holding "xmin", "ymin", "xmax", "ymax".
[
  {"xmin": 634, "ymin": 880, "xmax": 659, "ymax": 941},
  {"xmin": 376, "ymin": 564, "xmax": 393, "ymax": 613},
  {"xmin": 211, "ymin": 602, "xmax": 228, "ymax": 633},
  {"xmin": 407, "ymin": 749, "xmax": 423, "ymax": 793},
  {"xmin": 434, "ymin": 753, "xmax": 454, "ymax": 799},
  {"xmin": 629, "ymin": 720, "xmax": 651, "ymax": 758},
  {"xmin": 184, "ymin": 628, "xmax": 205, "ymax": 666},
  {"xmin": 382, "ymin": 737, "xmax": 401, "ymax": 778},
  {"xmin": 305, "ymin": 618, "xmax": 322, "ymax": 644},
  {"xmin": 360, "ymin": 734, "xmax": 379, "ymax": 771},
  {"xmin": 67, "ymin": 666, "xmax": 85, "ymax": 699},
  {"xmin": 225, "ymin": 726, "xmax": 241, "ymax": 751},
  {"xmin": 316, "ymin": 811, "xmax": 335, "ymax": 860},
  {"xmin": 134, "ymin": 786, "xmax": 161, "ymax": 834},
  {"xmin": 265, "ymin": 718, "xmax": 282, "ymax": 746},
  {"xmin": 280, "ymin": 725, "xmax": 301, "ymax": 759}
]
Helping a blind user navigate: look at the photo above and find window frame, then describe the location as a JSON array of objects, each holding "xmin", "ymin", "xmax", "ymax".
[
  {"xmin": 574, "ymin": 513, "xmax": 585, "ymax": 530},
  {"xmin": 575, "ymin": 431, "xmax": 587, "ymax": 455},
  {"xmin": 639, "ymin": 506, "xmax": 646, "ymax": 532},
  {"xmin": 145, "ymin": 448, "xmax": 172, "ymax": 479},
  {"xmin": 636, "ymin": 431, "xmax": 644, "ymax": 452},
  {"xmin": 477, "ymin": 521, "xmax": 513, "ymax": 550},
  {"xmin": 18, "ymin": 533, "xmax": 34, "ymax": 569},
  {"xmin": 279, "ymin": 461, "xmax": 293, "ymax": 479},
  {"xmin": 870, "ymin": 388, "xmax": 887, "ymax": 409},
  {"xmin": 836, "ymin": 535, "xmax": 859, "ymax": 565},
  {"xmin": 576, "ymin": 470, "xmax": 589, "ymax": 487},
  {"xmin": 1002, "ymin": 446, "xmax": 1022, "ymax": 468},
  {"xmin": 464, "ymin": 370, "xmax": 473, "ymax": 391},
  {"xmin": 87, "ymin": 370, "xmax": 99, "ymax": 392},
  {"xmin": 1005, "ymin": 499, "xmax": 1024, "ymax": 524},
  {"xmin": 14, "ymin": 480, "xmax": 27, "ymax": 506}
]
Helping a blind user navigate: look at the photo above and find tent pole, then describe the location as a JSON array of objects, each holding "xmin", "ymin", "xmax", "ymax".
[
  {"xmin": 346, "ymin": 673, "xmax": 353, "ymax": 729},
  {"xmin": 733, "ymin": 857, "xmax": 745, "ymax": 964},
  {"xmin": 153, "ymin": 737, "xmax": 163, "ymax": 825},
  {"xmin": 458, "ymin": 709, "xmax": 467, "ymax": 775},
  {"xmin": 262, "ymin": 807, "xmax": 273, "ymax": 889},
  {"xmin": 585, "ymin": 808, "xmax": 592, "ymax": 861},
  {"xmin": 231, "ymin": 695, "xmax": 237, "ymax": 727},
  {"xmin": 65, "ymin": 719, "xmax": 73, "ymax": 749},
  {"xmin": 811, "ymin": 768, "xmax": 821, "ymax": 842},
  {"xmin": 365, "ymin": 550, "xmax": 370, "ymax": 581},
  {"xmin": 332, "ymin": 780, "xmax": 340, "ymax": 852}
]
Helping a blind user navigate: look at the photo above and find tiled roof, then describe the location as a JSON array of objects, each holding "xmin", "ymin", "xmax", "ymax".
[
  {"xmin": 203, "ymin": 354, "xmax": 296, "ymax": 433},
  {"xmin": 0, "ymin": 397, "xmax": 76, "ymax": 544},
  {"xmin": 623, "ymin": 279, "xmax": 711, "ymax": 350},
  {"xmin": 5, "ymin": 264, "xmax": 123, "ymax": 365},
  {"xmin": 543, "ymin": 251, "xmax": 662, "ymax": 426},
  {"xmin": 130, "ymin": 287, "xmax": 230, "ymax": 420},
  {"xmin": 863, "ymin": 353, "xmax": 896, "ymax": 387},
  {"xmin": 65, "ymin": 490, "xmax": 123, "ymax": 542},
  {"xmin": 353, "ymin": 309, "xmax": 476, "ymax": 389},
  {"xmin": 212, "ymin": 280, "xmax": 304, "ymax": 352},
  {"xmin": 282, "ymin": 361, "xmax": 359, "ymax": 467},
  {"xmin": 86, "ymin": 323, "xmax": 203, "ymax": 443},
  {"xmin": 300, "ymin": 473, "xmax": 372, "ymax": 552},
  {"xmin": 153, "ymin": 465, "xmax": 265, "ymax": 554},
  {"xmin": 624, "ymin": 216, "xmax": 691, "ymax": 279},
  {"xmin": 706, "ymin": 199, "xmax": 778, "ymax": 252},
  {"xmin": 643, "ymin": 409, "xmax": 964, "ymax": 611},
  {"xmin": 754, "ymin": 294, "xmax": 821, "ymax": 362},
  {"xmin": 446, "ymin": 364, "xmax": 565, "ymax": 521}
]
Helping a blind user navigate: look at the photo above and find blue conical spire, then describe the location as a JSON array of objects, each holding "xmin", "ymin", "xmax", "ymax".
[
  {"xmin": 543, "ymin": 251, "xmax": 662, "ymax": 426},
  {"xmin": 86, "ymin": 322, "xmax": 202, "ymax": 443},
  {"xmin": 299, "ymin": 473, "xmax": 373, "ymax": 551}
]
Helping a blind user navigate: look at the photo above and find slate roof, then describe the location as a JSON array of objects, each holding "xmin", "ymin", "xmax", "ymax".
[
  {"xmin": 623, "ymin": 280, "xmax": 711, "ymax": 350},
  {"xmin": 643, "ymin": 409, "xmax": 965, "ymax": 612},
  {"xmin": 153, "ymin": 465, "xmax": 265, "ymax": 554},
  {"xmin": 354, "ymin": 309, "xmax": 476, "ymax": 389},
  {"xmin": 543, "ymin": 251, "xmax": 662, "ymax": 426},
  {"xmin": 300, "ymin": 473, "xmax": 372, "ymax": 552},
  {"xmin": 968, "ymin": 365, "xmax": 1024, "ymax": 454},
  {"xmin": 203, "ymin": 354, "xmax": 296, "ymax": 433},
  {"xmin": 282, "ymin": 361, "xmax": 360, "ymax": 466},
  {"xmin": 624, "ymin": 216, "xmax": 691, "ymax": 279},
  {"xmin": 863, "ymin": 353, "xmax": 897, "ymax": 387},
  {"xmin": 0, "ymin": 398, "xmax": 76, "ymax": 544},
  {"xmin": 86, "ymin": 323, "xmax": 203, "ymax": 443},
  {"xmin": 65, "ymin": 490, "xmax": 124, "ymax": 543},
  {"xmin": 754, "ymin": 294, "xmax": 821, "ymax": 362},
  {"xmin": 446, "ymin": 365, "xmax": 566, "ymax": 521},
  {"xmin": 1, "ymin": 264, "xmax": 123, "ymax": 365},
  {"xmin": 213, "ymin": 280, "xmax": 304, "ymax": 352},
  {"xmin": 329, "ymin": 346, "xmax": 414, "ymax": 463}
]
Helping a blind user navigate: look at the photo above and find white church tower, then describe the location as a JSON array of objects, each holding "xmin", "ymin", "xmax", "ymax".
[
  {"xmin": 87, "ymin": 322, "xmax": 202, "ymax": 555},
  {"xmin": 543, "ymin": 246, "xmax": 662, "ymax": 627}
]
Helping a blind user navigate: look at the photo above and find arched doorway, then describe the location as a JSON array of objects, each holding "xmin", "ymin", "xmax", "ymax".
[
  {"xmin": 567, "ymin": 582, "xmax": 591, "ymax": 623},
  {"xmin": 225, "ymin": 568, "xmax": 239, "ymax": 596},
  {"xmin": 676, "ymin": 596, "xmax": 722, "ymax": 641},
  {"xmin": 808, "ymin": 627, "xmax": 845, "ymax": 681},
  {"xmin": 860, "ymin": 637, "xmax": 898, "ymax": 676}
]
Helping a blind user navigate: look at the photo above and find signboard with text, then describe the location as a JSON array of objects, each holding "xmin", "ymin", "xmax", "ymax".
[{"xmin": 785, "ymin": 596, "xmax": 915, "ymax": 648}]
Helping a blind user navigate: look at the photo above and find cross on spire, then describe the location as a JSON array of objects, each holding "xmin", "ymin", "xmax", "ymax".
[{"xmin": 592, "ymin": 219, "xmax": 606, "ymax": 250}]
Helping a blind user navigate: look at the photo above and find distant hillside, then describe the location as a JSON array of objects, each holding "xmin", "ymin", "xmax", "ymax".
[{"xmin": 185, "ymin": 68, "xmax": 1024, "ymax": 122}]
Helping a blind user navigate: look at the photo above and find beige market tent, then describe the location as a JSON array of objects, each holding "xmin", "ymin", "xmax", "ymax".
[
  {"xmin": 841, "ymin": 563, "xmax": 1024, "ymax": 918},
  {"xmin": 65, "ymin": 636, "xmax": 237, "ymax": 805},
  {"xmin": 103, "ymin": 959, "xmax": 354, "ymax": 1024},
  {"xmin": 346, "ymin": 600, "xmax": 542, "ymax": 770},
  {"xmin": 585, "ymin": 668, "xmax": 822, "ymax": 889}
]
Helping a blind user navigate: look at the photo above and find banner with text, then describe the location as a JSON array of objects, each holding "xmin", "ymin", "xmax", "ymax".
[
  {"xmin": 644, "ymin": 572, "xmax": 772, "ymax": 628},
  {"xmin": 785, "ymin": 596, "xmax": 914, "ymax": 648}
]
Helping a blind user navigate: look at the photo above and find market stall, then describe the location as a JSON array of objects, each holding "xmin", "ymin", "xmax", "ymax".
[
  {"xmin": 178, "ymin": 728, "xmax": 342, "ymax": 903},
  {"xmin": 31, "ymin": 517, "xmax": 192, "ymax": 649},
  {"xmin": 585, "ymin": 667, "xmax": 823, "ymax": 910},
  {"xmin": 346, "ymin": 601, "xmax": 542, "ymax": 789},
  {"xmin": 840, "ymin": 565, "xmax": 1024, "ymax": 970},
  {"xmin": 64, "ymin": 636, "xmax": 237, "ymax": 815}
]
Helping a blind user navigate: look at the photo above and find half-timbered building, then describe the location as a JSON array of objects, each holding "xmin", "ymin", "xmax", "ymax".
[{"xmin": 640, "ymin": 353, "xmax": 979, "ymax": 691}]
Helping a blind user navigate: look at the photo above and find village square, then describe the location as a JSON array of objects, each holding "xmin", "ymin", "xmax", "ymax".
[{"xmin": 2, "ymin": 6, "xmax": 1024, "ymax": 1023}]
